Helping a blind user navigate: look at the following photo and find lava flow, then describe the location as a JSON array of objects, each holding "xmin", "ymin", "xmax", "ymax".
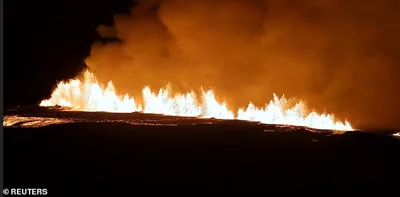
[{"xmin": 40, "ymin": 70, "xmax": 353, "ymax": 131}]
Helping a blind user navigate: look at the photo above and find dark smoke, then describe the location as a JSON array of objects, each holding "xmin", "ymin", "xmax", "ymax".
[{"xmin": 86, "ymin": 0, "xmax": 400, "ymax": 130}]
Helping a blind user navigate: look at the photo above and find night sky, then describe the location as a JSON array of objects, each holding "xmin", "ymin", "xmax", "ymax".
[{"xmin": 4, "ymin": 0, "xmax": 135, "ymax": 107}]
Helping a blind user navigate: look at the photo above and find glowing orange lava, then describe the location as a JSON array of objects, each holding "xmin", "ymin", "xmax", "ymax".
[{"xmin": 40, "ymin": 70, "xmax": 353, "ymax": 131}]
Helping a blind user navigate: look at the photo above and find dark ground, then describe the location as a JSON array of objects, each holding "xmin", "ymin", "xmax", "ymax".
[{"xmin": 3, "ymin": 107, "xmax": 400, "ymax": 194}]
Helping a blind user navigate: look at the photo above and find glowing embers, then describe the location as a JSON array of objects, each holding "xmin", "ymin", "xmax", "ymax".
[{"xmin": 3, "ymin": 115, "xmax": 73, "ymax": 128}]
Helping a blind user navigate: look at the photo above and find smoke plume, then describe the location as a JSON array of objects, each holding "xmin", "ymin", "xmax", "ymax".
[{"xmin": 86, "ymin": 0, "xmax": 400, "ymax": 130}]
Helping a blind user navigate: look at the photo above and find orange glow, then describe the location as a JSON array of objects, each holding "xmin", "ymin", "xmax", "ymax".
[
  {"xmin": 40, "ymin": 70, "xmax": 353, "ymax": 131},
  {"xmin": 3, "ymin": 115, "xmax": 73, "ymax": 128}
]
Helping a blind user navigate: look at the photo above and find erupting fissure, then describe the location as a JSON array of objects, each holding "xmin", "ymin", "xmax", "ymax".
[{"xmin": 40, "ymin": 70, "xmax": 353, "ymax": 131}]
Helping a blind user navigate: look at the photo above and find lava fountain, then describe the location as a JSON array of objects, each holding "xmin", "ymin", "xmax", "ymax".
[{"xmin": 40, "ymin": 70, "xmax": 353, "ymax": 131}]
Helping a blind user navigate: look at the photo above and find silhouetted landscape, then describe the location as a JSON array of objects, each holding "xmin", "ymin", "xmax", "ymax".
[{"xmin": 4, "ymin": 107, "xmax": 400, "ymax": 194}]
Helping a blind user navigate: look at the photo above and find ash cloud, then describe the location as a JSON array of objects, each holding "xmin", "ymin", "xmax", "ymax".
[{"xmin": 86, "ymin": 0, "xmax": 400, "ymax": 130}]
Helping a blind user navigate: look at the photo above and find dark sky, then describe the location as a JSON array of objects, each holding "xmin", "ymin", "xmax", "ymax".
[
  {"xmin": 4, "ymin": 0, "xmax": 135, "ymax": 106},
  {"xmin": 4, "ymin": 0, "xmax": 400, "ymax": 130}
]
